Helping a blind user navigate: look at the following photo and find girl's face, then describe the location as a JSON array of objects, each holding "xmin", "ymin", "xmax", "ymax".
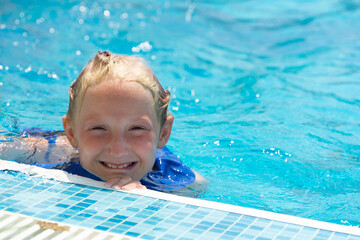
[{"xmin": 65, "ymin": 80, "xmax": 168, "ymax": 181}]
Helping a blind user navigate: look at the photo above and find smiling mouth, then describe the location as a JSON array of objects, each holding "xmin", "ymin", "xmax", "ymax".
[{"xmin": 100, "ymin": 161, "xmax": 136, "ymax": 169}]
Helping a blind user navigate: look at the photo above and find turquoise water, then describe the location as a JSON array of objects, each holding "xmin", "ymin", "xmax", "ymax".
[{"xmin": 1, "ymin": 0, "xmax": 360, "ymax": 227}]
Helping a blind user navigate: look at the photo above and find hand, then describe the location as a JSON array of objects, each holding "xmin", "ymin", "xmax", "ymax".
[{"xmin": 105, "ymin": 176, "xmax": 146, "ymax": 190}]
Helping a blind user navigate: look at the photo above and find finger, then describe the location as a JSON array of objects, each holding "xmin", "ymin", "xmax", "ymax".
[
  {"xmin": 105, "ymin": 176, "xmax": 132, "ymax": 189},
  {"xmin": 121, "ymin": 181, "xmax": 145, "ymax": 190},
  {"xmin": 136, "ymin": 184, "xmax": 147, "ymax": 189}
]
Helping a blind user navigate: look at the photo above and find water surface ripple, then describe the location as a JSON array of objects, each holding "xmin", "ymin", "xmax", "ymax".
[{"xmin": 0, "ymin": 0, "xmax": 360, "ymax": 226}]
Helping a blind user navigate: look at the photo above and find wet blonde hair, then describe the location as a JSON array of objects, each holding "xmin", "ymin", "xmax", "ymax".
[{"xmin": 66, "ymin": 51, "xmax": 171, "ymax": 127}]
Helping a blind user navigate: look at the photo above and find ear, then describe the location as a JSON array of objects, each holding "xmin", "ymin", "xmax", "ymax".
[
  {"xmin": 62, "ymin": 115, "xmax": 78, "ymax": 148},
  {"xmin": 157, "ymin": 114, "xmax": 174, "ymax": 148}
]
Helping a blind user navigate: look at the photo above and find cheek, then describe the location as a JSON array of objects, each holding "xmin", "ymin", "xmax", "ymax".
[
  {"xmin": 129, "ymin": 130, "xmax": 157, "ymax": 146},
  {"xmin": 76, "ymin": 133, "xmax": 108, "ymax": 163},
  {"xmin": 78, "ymin": 130, "xmax": 107, "ymax": 147},
  {"xmin": 129, "ymin": 133, "xmax": 158, "ymax": 164}
]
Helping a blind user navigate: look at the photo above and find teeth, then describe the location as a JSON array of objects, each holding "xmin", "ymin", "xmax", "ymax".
[{"xmin": 103, "ymin": 162, "xmax": 132, "ymax": 169}]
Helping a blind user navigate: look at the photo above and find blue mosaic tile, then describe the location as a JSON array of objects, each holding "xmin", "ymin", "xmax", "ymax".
[{"xmin": 0, "ymin": 170, "xmax": 359, "ymax": 240}]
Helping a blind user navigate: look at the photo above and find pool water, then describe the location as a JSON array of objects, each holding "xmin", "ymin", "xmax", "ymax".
[{"xmin": 1, "ymin": 0, "xmax": 360, "ymax": 227}]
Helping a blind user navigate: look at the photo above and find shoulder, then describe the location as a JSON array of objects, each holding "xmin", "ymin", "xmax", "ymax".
[
  {"xmin": 169, "ymin": 169, "xmax": 209, "ymax": 197},
  {"xmin": 193, "ymin": 170, "xmax": 207, "ymax": 183},
  {"xmin": 191, "ymin": 170, "xmax": 209, "ymax": 192}
]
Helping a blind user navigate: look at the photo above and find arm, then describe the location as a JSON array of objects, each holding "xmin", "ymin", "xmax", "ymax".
[
  {"xmin": 105, "ymin": 170, "xmax": 208, "ymax": 193},
  {"xmin": 170, "ymin": 170, "xmax": 209, "ymax": 197},
  {"xmin": 0, "ymin": 136, "xmax": 42, "ymax": 162},
  {"xmin": 0, "ymin": 135, "xmax": 74, "ymax": 164},
  {"xmin": 105, "ymin": 177, "xmax": 146, "ymax": 190},
  {"xmin": 194, "ymin": 170, "xmax": 207, "ymax": 183}
]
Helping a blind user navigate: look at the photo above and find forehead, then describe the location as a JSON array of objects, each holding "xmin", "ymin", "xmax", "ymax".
[
  {"xmin": 87, "ymin": 79, "xmax": 153, "ymax": 101},
  {"xmin": 78, "ymin": 80, "xmax": 158, "ymax": 120}
]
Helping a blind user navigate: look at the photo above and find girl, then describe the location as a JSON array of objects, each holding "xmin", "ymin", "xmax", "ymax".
[{"xmin": 0, "ymin": 51, "xmax": 206, "ymax": 194}]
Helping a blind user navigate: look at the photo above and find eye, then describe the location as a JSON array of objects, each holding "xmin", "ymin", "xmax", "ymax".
[
  {"xmin": 89, "ymin": 126, "xmax": 106, "ymax": 131},
  {"xmin": 130, "ymin": 126, "xmax": 145, "ymax": 131}
]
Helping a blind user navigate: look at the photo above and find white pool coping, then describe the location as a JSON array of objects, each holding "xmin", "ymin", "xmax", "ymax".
[
  {"xmin": 0, "ymin": 159, "xmax": 359, "ymax": 236},
  {"xmin": 0, "ymin": 210, "xmax": 140, "ymax": 240}
]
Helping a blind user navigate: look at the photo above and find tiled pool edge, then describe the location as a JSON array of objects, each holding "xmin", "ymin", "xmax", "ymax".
[
  {"xmin": 1, "ymin": 159, "xmax": 359, "ymax": 238},
  {"xmin": 0, "ymin": 210, "xmax": 140, "ymax": 240}
]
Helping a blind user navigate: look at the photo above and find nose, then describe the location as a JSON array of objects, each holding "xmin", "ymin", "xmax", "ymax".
[{"xmin": 107, "ymin": 133, "xmax": 129, "ymax": 158}]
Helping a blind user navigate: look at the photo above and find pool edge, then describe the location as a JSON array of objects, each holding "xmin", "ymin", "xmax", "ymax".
[{"xmin": 1, "ymin": 159, "xmax": 359, "ymax": 237}]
